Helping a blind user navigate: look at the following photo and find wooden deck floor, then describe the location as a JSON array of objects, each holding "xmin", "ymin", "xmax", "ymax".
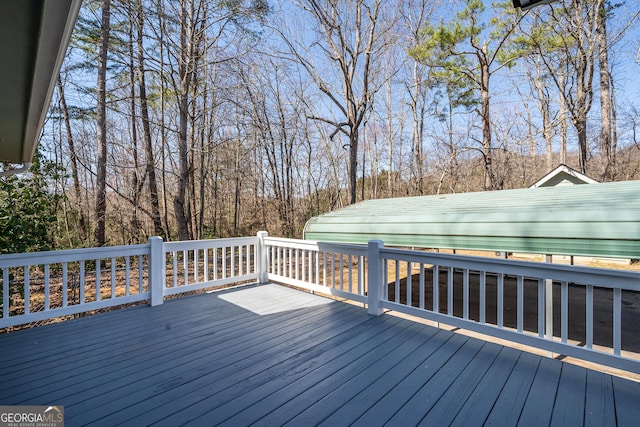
[{"xmin": 1, "ymin": 283, "xmax": 639, "ymax": 426}]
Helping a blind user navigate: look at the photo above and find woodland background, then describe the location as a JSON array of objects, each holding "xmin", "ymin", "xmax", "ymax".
[{"xmin": 2, "ymin": 0, "xmax": 640, "ymax": 253}]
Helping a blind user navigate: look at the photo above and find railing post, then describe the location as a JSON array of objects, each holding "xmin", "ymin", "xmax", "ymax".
[
  {"xmin": 257, "ymin": 231, "xmax": 269, "ymax": 284},
  {"xmin": 149, "ymin": 236, "xmax": 164, "ymax": 306},
  {"xmin": 367, "ymin": 240, "xmax": 384, "ymax": 316},
  {"xmin": 545, "ymin": 254, "xmax": 553, "ymax": 341}
]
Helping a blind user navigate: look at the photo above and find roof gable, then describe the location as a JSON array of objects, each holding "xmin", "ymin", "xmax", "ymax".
[{"xmin": 529, "ymin": 164, "xmax": 599, "ymax": 188}]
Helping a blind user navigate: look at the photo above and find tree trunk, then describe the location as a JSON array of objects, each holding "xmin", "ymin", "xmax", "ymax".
[
  {"xmin": 536, "ymin": 85, "xmax": 553, "ymax": 171},
  {"xmin": 410, "ymin": 60, "xmax": 426, "ymax": 195},
  {"xmin": 233, "ymin": 145, "xmax": 241, "ymax": 236},
  {"xmin": 532, "ymin": 62, "xmax": 553, "ymax": 171},
  {"xmin": 137, "ymin": 0, "xmax": 165, "ymax": 237},
  {"xmin": 174, "ymin": 0, "xmax": 194, "ymax": 241},
  {"xmin": 156, "ymin": 0, "xmax": 171, "ymax": 240},
  {"xmin": 596, "ymin": 1, "xmax": 614, "ymax": 180},
  {"xmin": 95, "ymin": 0, "xmax": 111, "ymax": 246},
  {"xmin": 559, "ymin": 74, "xmax": 568, "ymax": 165},
  {"xmin": 128, "ymin": 0, "xmax": 142, "ymax": 242},
  {"xmin": 610, "ymin": 76, "xmax": 618, "ymax": 177},
  {"xmin": 571, "ymin": 0, "xmax": 594, "ymax": 175},
  {"xmin": 575, "ymin": 38, "xmax": 591, "ymax": 176},
  {"xmin": 57, "ymin": 76, "xmax": 87, "ymax": 240},
  {"xmin": 349, "ymin": 129, "xmax": 359, "ymax": 204},
  {"xmin": 361, "ymin": 129, "xmax": 366, "ymax": 201},
  {"xmin": 480, "ymin": 57, "xmax": 493, "ymax": 190},
  {"xmin": 188, "ymin": 63, "xmax": 199, "ymax": 240},
  {"xmin": 576, "ymin": 116, "xmax": 588, "ymax": 174}
]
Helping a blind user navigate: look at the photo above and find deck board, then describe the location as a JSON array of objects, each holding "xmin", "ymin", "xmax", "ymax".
[
  {"xmin": 517, "ymin": 356, "xmax": 563, "ymax": 427},
  {"xmin": 483, "ymin": 351, "xmax": 540, "ymax": 425},
  {"xmin": 6, "ymin": 304, "xmax": 263, "ymax": 398},
  {"xmin": 197, "ymin": 318, "xmax": 422, "ymax": 426},
  {"xmin": 584, "ymin": 370, "xmax": 616, "ymax": 427},
  {"xmin": 551, "ymin": 363, "xmax": 587, "ymax": 426},
  {"xmin": 384, "ymin": 338, "xmax": 486, "ymax": 425},
  {"xmin": 449, "ymin": 346, "xmax": 522, "ymax": 427},
  {"xmin": 69, "ymin": 298, "xmax": 358, "ymax": 424},
  {"xmin": 317, "ymin": 330, "xmax": 453, "ymax": 426},
  {"xmin": 611, "ymin": 375, "xmax": 640, "ymax": 426},
  {"xmin": 419, "ymin": 342, "xmax": 503, "ymax": 426},
  {"xmin": 351, "ymin": 332, "xmax": 470, "ymax": 427},
  {"xmin": 269, "ymin": 324, "xmax": 441, "ymax": 426},
  {"xmin": 1, "ymin": 283, "xmax": 639, "ymax": 426},
  {"xmin": 123, "ymin": 307, "xmax": 397, "ymax": 426},
  {"xmin": 9, "ymin": 293, "xmax": 345, "ymax": 406}
]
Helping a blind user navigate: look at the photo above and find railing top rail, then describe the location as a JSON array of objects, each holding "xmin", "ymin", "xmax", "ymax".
[
  {"xmin": 380, "ymin": 246, "xmax": 640, "ymax": 290},
  {"xmin": 163, "ymin": 236, "xmax": 258, "ymax": 251},
  {"xmin": 0, "ymin": 243, "xmax": 151, "ymax": 268},
  {"xmin": 264, "ymin": 236, "xmax": 317, "ymax": 247},
  {"xmin": 264, "ymin": 237, "xmax": 368, "ymax": 256}
]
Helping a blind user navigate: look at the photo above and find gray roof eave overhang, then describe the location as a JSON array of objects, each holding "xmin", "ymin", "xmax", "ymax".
[{"xmin": 0, "ymin": 0, "xmax": 82, "ymax": 164}]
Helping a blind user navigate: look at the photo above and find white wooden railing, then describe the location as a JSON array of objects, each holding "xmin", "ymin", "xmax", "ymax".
[
  {"xmin": 369, "ymin": 242, "xmax": 640, "ymax": 373},
  {"xmin": 2, "ymin": 232, "xmax": 639, "ymax": 373},
  {"xmin": 263, "ymin": 235, "xmax": 368, "ymax": 304},
  {"xmin": 0, "ymin": 236, "xmax": 259, "ymax": 328},
  {"xmin": 0, "ymin": 243, "xmax": 152, "ymax": 328},
  {"xmin": 162, "ymin": 236, "xmax": 258, "ymax": 298},
  {"xmin": 261, "ymin": 235, "xmax": 640, "ymax": 374}
]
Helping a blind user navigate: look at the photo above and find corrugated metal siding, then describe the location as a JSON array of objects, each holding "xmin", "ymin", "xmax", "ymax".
[{"xmin": 303, "ymin": 180, "xmax": 640, "ymax": 258}]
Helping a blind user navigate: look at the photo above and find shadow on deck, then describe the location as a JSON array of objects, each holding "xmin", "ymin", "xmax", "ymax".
[{"xmin": 1, "ymin": 283, "xmax": 639, "ymax": 426}]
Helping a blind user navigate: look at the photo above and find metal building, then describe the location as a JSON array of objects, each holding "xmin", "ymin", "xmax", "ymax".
[{"xmin": 303, "ymin": 179, "xmax": 640, "ymax": 259}]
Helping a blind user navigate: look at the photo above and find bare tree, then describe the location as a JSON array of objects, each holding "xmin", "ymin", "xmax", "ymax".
[
  {"xmin": 126, "ymin": 0, "xmax": 144, "ymax": 241},
  {"xmin": 535, "ymin": 1, "xmax": 602, "ymax": 174},
  {"xmin": 95, "ymin": 0, "xmax": 111, "ymax": 246},
  {"xmin": 596, "ymin": 1, "xmax": 614, "ymax": 180},
  {"xmin": 277, "ymin": 0, "xmax": 393, "ymax": 204},
  {"xmin": 171, "ymin": 0, "xmax": 200, "ymax": 240},
  {"xmin": 57, "ymin": 76, "xmax": 88, "ymax": 241},
  {"xmin": 399, "ymin": 0, "xmax": 440, "ymax": 195},
  {"xmin": 239, "ymin": 60, "xmax": 299, "ymax": 235},
  {"xmin": 594, "ymin": 1, "xmax": 640, "ymax": 180},
  {"xmin": 520, "ymin": 55, "xmax": 555, "ymax": 171},
  {"xmin": 136, "ymin": 0, "xmax": 165, "ymax": 237}
]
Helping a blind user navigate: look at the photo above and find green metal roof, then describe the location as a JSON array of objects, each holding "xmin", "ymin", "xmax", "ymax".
[{"xmin": 303, "ymin": 180, "xmax": 640, "ymax": 258}]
